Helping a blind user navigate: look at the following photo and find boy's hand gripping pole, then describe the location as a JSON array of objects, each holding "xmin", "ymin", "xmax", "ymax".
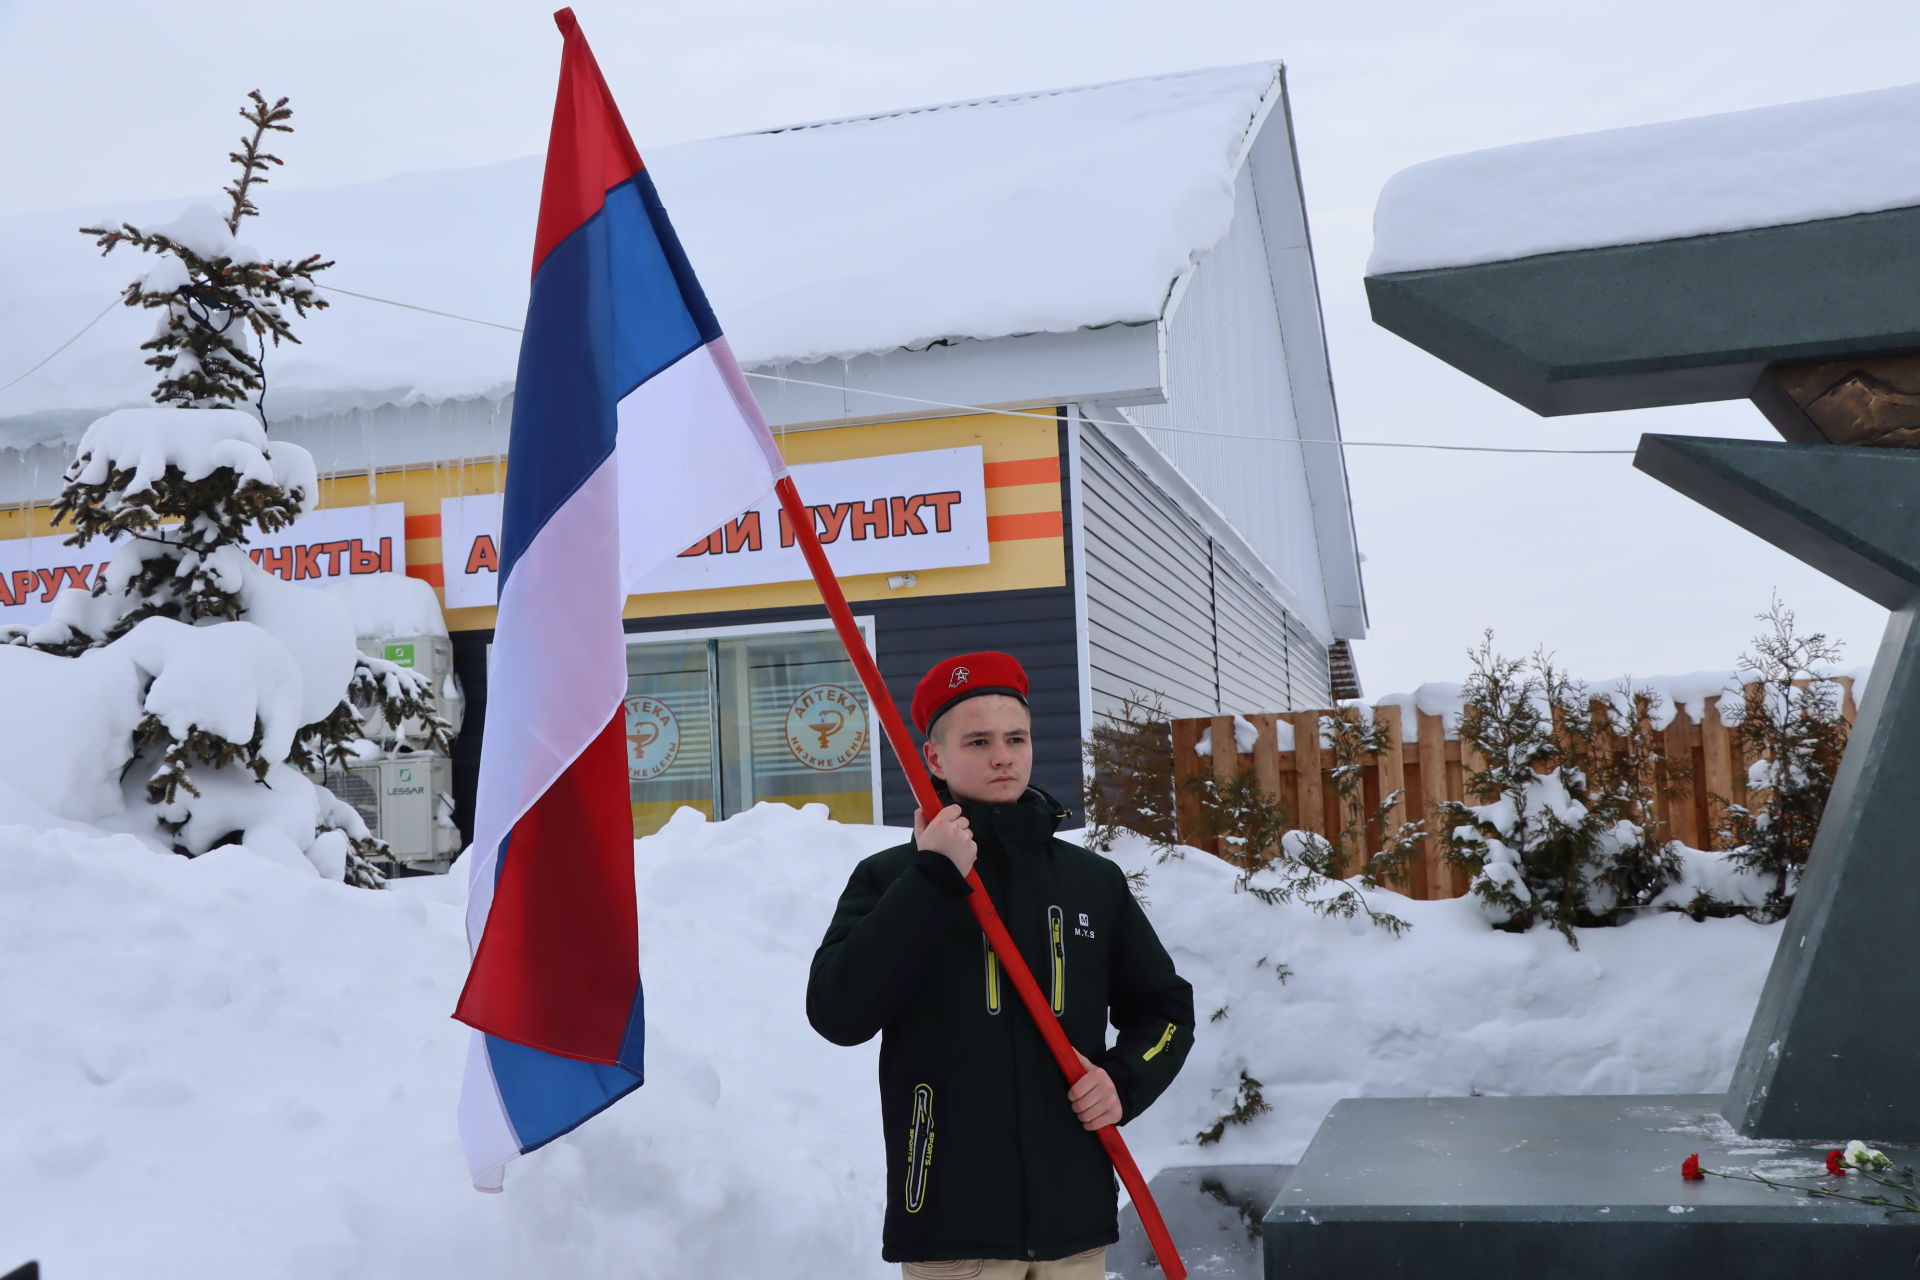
[{"xmin": 773, "ymin": 476, "xmax": 1187, "ymax": 1280}]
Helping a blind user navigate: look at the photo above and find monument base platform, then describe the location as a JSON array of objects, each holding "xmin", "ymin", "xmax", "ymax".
[
  {"xmin": 1112, "ymin": 1164, "xmax": 1292, "ymax": 1278},
  {"xmin": 1265, "ymin": 1095, "xmax": 1920, "ymax": 1278}
]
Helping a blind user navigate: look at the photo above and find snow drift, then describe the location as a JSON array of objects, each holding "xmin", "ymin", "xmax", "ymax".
[{"xmin": 0, "ymin": 802, "xmax": 1780, "ymax": 1278}]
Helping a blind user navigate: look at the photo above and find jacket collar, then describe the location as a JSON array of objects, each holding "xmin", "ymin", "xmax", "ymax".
[{"xmin": 933, "ymin": 781, "xmax": 1071, "ymax": 853}]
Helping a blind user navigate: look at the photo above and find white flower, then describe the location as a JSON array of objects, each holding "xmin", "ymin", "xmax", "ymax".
[{"xmin": 1843, "ymin": 1140, "xmax": 1893, "ymax": 1170}]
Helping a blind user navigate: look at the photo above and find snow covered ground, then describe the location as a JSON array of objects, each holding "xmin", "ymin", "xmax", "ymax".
[{"xmin": 0, "ymin": 803, "xmax": 1780, "ymax": 1279}]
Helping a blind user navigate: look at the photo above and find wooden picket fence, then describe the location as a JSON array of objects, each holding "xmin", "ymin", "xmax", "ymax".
[{"xmin": 1168, "ymin": 679, "xmax": 1858, "ymax": 901}]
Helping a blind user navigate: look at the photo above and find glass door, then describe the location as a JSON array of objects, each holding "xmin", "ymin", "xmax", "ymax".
[
  {"xmin": 718, "ymin": 629, "xmax": 874, "ymax": 825},
  {"xmin": 625, "ymin": 625, "xmax": 877, "ymax": 837},
  {"xmin": 624, "ymin": 639, "xmax": 717, "ymax": 834}
]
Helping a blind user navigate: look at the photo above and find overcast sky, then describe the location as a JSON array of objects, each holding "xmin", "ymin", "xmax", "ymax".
[{"xmin": 1, "ymin": 0, "xmax": 1914, "ymax": 698}]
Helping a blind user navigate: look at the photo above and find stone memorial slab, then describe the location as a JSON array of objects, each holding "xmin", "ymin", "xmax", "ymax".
[
  {"xmin": 1255, "ymin": 437, "xmax": 1920, "ymax": 1273},
  {"xmin": 1333, "ymin": 103, "xmax": 1920, "ymax": 1277},
  {"xmin": 1635, "ymin": 434, "xmax": 1920, "ymax": 1139},
  {"xmin": 1265, "ymin": 1096, "xmax": 1920, "ymax": 1278}
]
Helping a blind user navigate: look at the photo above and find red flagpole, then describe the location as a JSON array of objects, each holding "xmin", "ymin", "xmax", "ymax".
[{"xmin": 773, "ymin": 475, "xmax": 1186, "ymax": 1280}]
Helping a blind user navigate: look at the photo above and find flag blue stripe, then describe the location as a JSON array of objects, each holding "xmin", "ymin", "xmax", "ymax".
[
  {"xmin": 485, "ymin": 982, "xmax": 646, "ymax": 1155},
  {"xmin": 631, "ymin": 167, "xmax": 723, "ymax": 347},
  {"xmin": 498, "ymin": 172, "xmax": 723, "ymax": 591}
]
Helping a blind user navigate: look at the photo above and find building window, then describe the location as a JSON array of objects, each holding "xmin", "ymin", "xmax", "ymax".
[{"xmin": 624, "ymin": 624, "xmax": 877, "ymax": 837}]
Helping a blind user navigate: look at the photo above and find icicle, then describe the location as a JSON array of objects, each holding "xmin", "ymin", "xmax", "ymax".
[
  {"xmin": 428, "ymin": 399, "xmax": 444, "ymax": 511},
  {"xmin": 363, "ymin": 413, "xmax": 378, "ymax": 513},
  {"xmin": 774, "ymin": 361, "xmax": 789, "ymax": 453},
  {"xmin": 25, "ymin": 453, "xmax": 39, "ymax": 603}
]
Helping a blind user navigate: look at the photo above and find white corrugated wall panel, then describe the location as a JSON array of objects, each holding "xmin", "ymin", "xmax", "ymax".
[
  {"xmin": 1079, "ymin": 424, "xmax": 1331, "ymax": 720},
  {"xmin": 1080, "ymin": 428, "xmax": 1217, "ymax": 719},
  {"xmin": 1127, "ymin": 165, "xmax": 1329, "ymax": 640},
  {"xmin": 1211, "ymin": 546, "xmax": 1298, "ymax": 713}
]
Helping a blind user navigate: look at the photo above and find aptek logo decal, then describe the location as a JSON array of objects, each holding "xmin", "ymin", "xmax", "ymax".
[
  {"xmin": 784, "ymin": 684, "xmax": 869, "ymax": 772},
  {"xmin": 623, "ymin": 695, "xmax": 681, "ymax": 782}
]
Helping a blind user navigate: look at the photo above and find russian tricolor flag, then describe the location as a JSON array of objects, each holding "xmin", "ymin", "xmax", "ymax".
[{"xmin": 454, "ymin": 8, "xmax": 787, "ymax": 1191}]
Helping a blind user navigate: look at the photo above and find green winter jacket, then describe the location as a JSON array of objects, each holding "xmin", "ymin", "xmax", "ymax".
[{"xmin": 807, "ymin": 787, "xmax": 1194, "ymax": 1264}]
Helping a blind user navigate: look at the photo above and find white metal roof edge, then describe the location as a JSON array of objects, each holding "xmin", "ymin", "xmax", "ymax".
[
  {"xmin": 1246, "ymin": 73, "xmax": 1367, "ymax": 641},
  {"xmin": 741, "ymin": 60, "xmax": 1285, "ymax": 141},
  {"xmin": 1155, "ymin": 62, "xmax": 1285, "ymax": 345}
]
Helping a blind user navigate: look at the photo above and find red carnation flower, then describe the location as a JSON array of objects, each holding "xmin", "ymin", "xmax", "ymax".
[
  {"xmin": 1826, "ymin": 1149, "xmax": 1849, "ymax": 1177},
  {"xmin": 1681, "ymin": 1154, "xmax": 1704, "ymax": 1181}
]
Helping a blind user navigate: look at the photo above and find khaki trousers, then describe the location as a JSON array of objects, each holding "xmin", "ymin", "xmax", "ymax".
[{"xmin": 901, "ymin": 1249, "xmax": 1106, "ymax": 1279}]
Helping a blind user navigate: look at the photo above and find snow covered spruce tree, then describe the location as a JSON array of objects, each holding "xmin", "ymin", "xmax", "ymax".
[
  {"xmin": 1316, "ymin": 707, "xmax": 1424, "ymax": 892},
  {"xmin": 1439, "ymin": 635, "xmax": 1679, "ymax": 945},
  {"xmin": 18, "ymin": 91, "xmax": 446, "ymax": 887},
  {"xmin": 1082, "ymin": 691, "xmax": 1182, "ymax": 854},
  {"xmin": 1712, "ymin": 599, "xmax": 1850, "ymax": 923},
  {"xmin": 80, "ymin": 92, "xmax": 331, "ymax": 415}
]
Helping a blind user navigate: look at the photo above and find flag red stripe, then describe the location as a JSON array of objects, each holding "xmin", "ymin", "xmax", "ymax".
[
  {"xmin": 533, "ymin": 9, "xmax": 647, "ymax": 275},
  {"xmin": 455, "ymin": 707, "xmax": 638, "ymax": 1062}
]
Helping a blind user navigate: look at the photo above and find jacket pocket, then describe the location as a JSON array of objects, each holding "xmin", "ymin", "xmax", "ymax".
[
  {"xmin": 905, "ymin": 1082, "xmax": 935, "ymax": 1214},
  {"xmin": 1047, "ymin": 904, "xmax": 1066, "ymax": 1014},
  {"xmin": 982, "ymin": 935, "xmax": 1001, "ymax": 1015}
]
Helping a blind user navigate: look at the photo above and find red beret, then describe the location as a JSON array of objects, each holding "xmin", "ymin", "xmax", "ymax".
[{"xmin": 912, "ymin": 651, "xmax": 1029, "ymax": 734}]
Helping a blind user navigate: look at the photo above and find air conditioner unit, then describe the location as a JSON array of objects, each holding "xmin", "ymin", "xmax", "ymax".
[
  {"xmin": 357, "ymin": 635, "xmax": 465, "ymax": 743},
  {"xmin": 325, "ymin": 764, "xmax": 381, "ymax": 837},
  {"xmin": 318, "ymin": 754, "xmax": 462, "ymax": 874}
]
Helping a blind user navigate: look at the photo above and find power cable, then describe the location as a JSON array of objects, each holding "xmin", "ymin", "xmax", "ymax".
[
  {"xmin": 736, "ymin": 370, "xmax": 1636, "ymax": 456},
  {"xmin": 0, "ymin": 295, "xmax": 122, "ymax": 398},
  {"xmin": 6, "ymin": 283, "xmax": 1639, "ymax": 457},
  {"xmin": 319, "ymin": 283, "xmax": 523, "ymax": 334}
]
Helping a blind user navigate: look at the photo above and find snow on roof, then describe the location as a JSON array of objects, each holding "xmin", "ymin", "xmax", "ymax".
[
  {"xmin": 1370, "ymin": 80, "xmax": 1920, "ymax": 277},
  {"xmin": 0, "ymin": 62, "xmax": 1281, "ymax": 446}
]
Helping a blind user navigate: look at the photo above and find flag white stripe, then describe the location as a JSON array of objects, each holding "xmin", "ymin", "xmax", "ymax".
[
  {"xmin": 463, "ymin": 453, "xmax": 628, "ymax": 952},
  {"xmin": 615, "ymin": 341, "xmax": 786, "ymax": 593},
  {"xmin": 462, "ymin": 344, "xmax": 784, "ymax": 952},
  {"xmin": 457, "ymin": 343, "xmax": 785, "ymax": 1189},
  {"xmin": 458, "ymin": 1030, "xmax": 520, "ymax": 1191}
]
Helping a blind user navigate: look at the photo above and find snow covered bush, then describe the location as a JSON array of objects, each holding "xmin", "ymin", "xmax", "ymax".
[
  {"xmin": 1234, "ymin": 828, "xmax": 1410, "ymax": 937},
  {"xmin": 1204, "ymin": 711, "xmax": 1417, "ymax": 937},
  {"xmin": 1312, "ymin": 706, "xmax": 1424, "ymax": 891},
  {"xmin": 1090, "ymin": 698, "xmax": 1414, "ymax": 936},
  {"xmin": 1085, "ymin": 693, "xmax": 1413, "ymax": 935},
  {"xmin": 1709, "ymin": 599, "xmax": 1850, "ymax": 922},
  {"xmin": 1082, "ymin": 690, "xmax": 1181, "ymax": 852},
  {"xmin": 5, "ymin": 92, "xmax": 446, "ymax": 886},
  {"xmin": 1439, "ymin": 635, "xmax": 1679, "ymax": 945},
  {"xmin": 1183, "ymin": 764, "xmax": 1291, "ymax": 873}
]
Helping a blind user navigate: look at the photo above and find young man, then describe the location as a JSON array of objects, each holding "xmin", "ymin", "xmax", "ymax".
[{"xmin": 807, "ymin": 651, "xmax": 1194, "ymax": 1279}]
